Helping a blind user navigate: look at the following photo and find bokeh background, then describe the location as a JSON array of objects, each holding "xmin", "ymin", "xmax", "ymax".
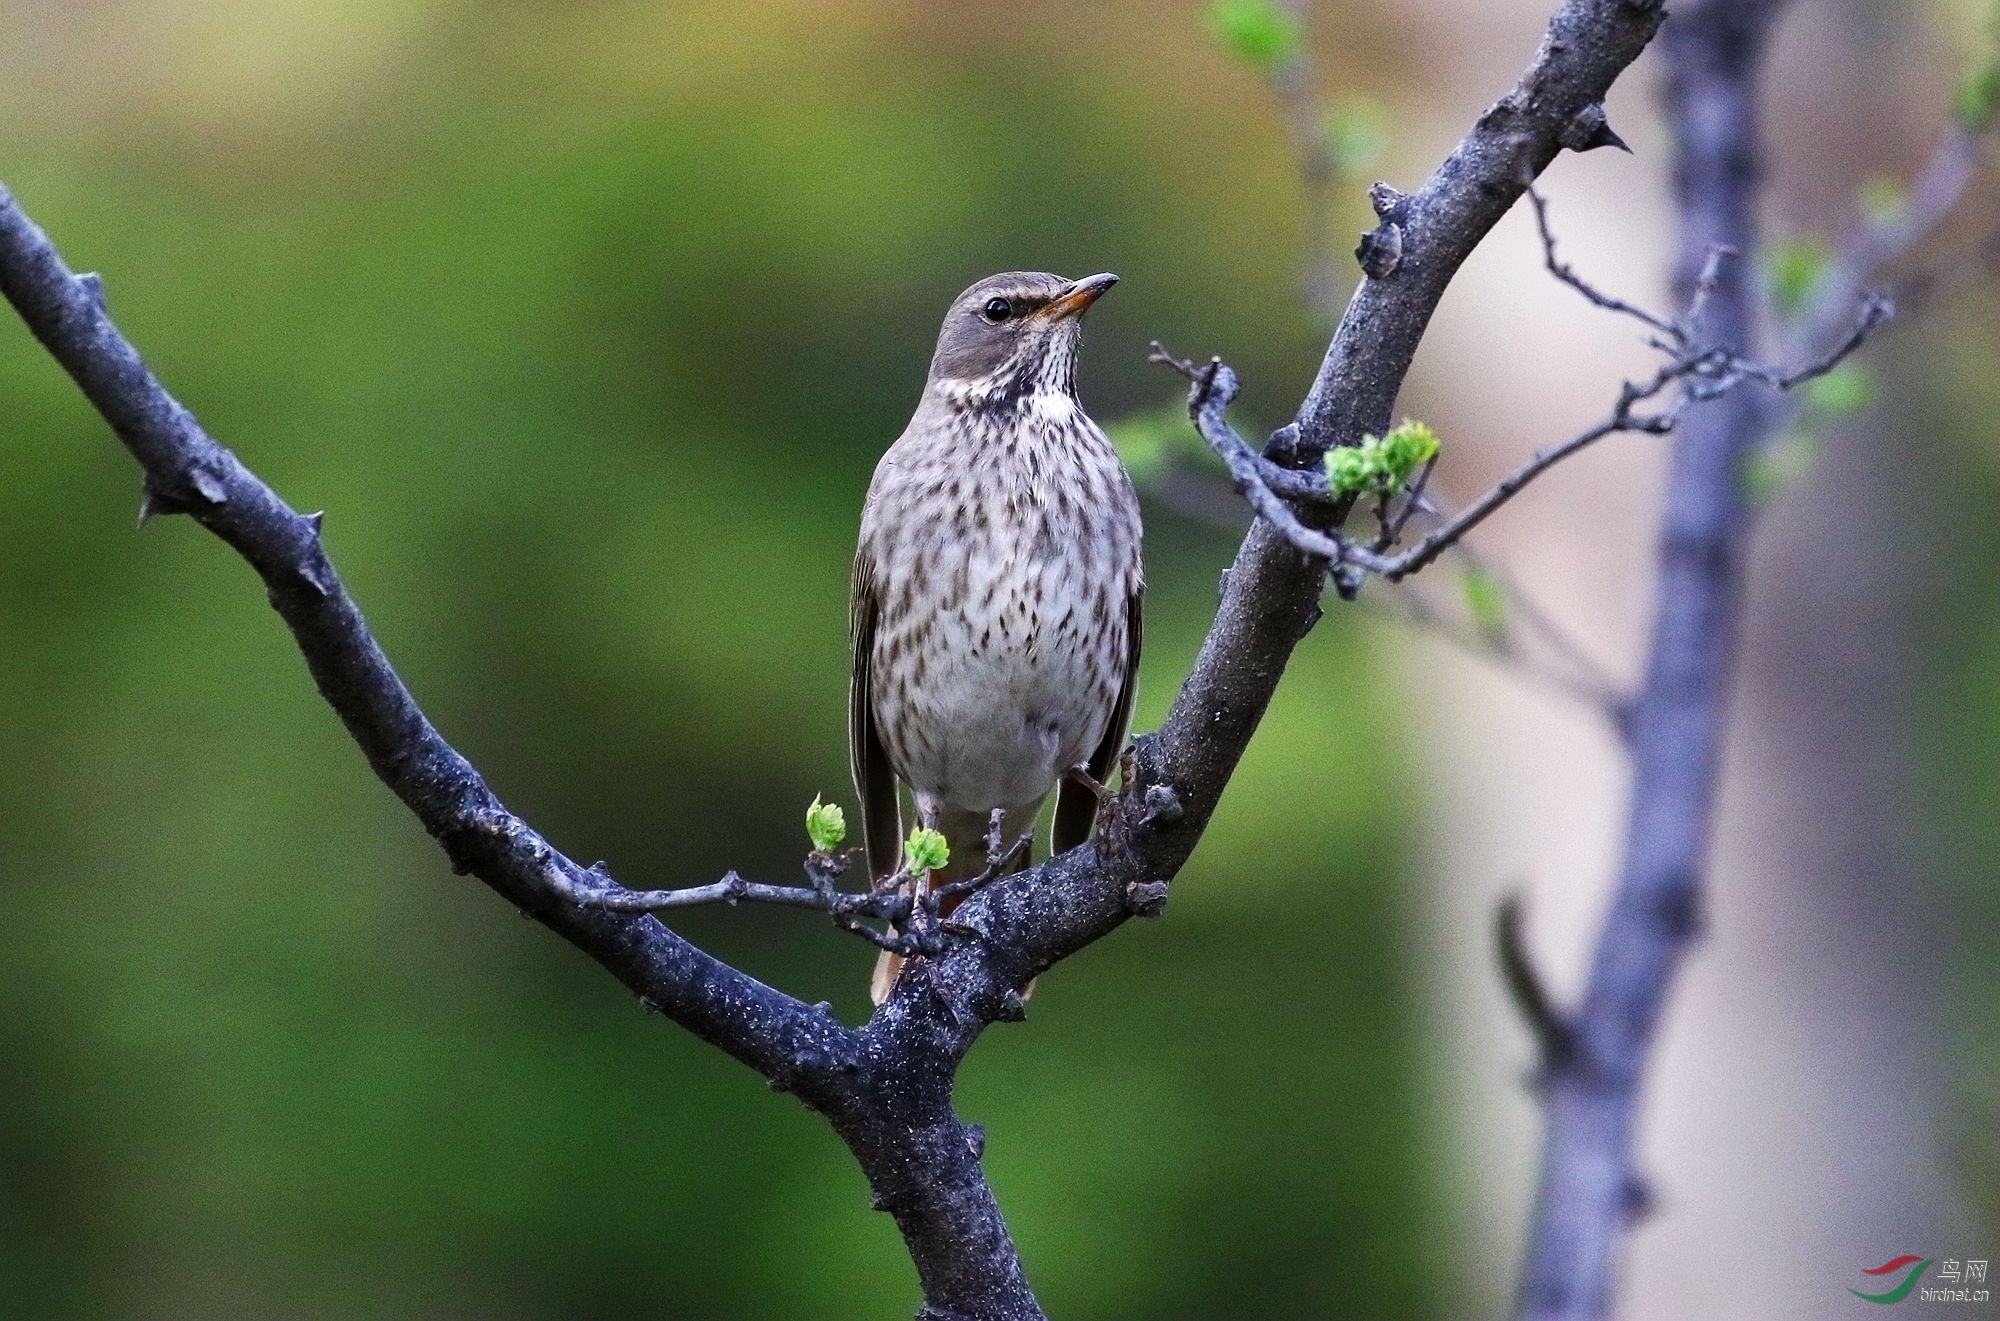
[{"xmin": 0, "ymin": 1, "xmax": 1993, "ymax": 1318}]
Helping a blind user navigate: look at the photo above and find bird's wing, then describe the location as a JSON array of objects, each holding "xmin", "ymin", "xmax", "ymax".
[
  {"xmin": 849, "ymin": 544, "xmax": 902, "ymax": 883},
  {"xmin": 1053, "ymin": 586, "xmax": 1143, "ymax": 856}
]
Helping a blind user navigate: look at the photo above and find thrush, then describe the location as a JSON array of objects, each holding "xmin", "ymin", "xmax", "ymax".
[{"xmin": 850, "ymin": 271, "xmax": 1145, "ymax": 1004}]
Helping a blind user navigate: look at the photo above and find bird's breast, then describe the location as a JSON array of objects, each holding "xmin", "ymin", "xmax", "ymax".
[{"xmin": 863, "ymin": 416, "xmax": 1140, "ymax": 812}]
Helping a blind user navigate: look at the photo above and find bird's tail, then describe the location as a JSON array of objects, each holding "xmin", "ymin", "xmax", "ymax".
[{"xmin": 870, "ymin": 811, "xmax": 1035, "ymax": 1005}]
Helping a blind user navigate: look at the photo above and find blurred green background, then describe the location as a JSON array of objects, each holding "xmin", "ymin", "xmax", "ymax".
[
  {"xmin": 2, "ymin": 1, "xmax": 1995, "ymax": 1318},
  {"xmin": 0, "ymin": 2, "xmax": 1435, "ymax": 1317}
]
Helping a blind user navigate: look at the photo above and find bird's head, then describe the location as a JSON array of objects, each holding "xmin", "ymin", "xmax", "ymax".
[{"xmin": 925, "ymin": 270, "xmax": 1117, "ymax": 407}]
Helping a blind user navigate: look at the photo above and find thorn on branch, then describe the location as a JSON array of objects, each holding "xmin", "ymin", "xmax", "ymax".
[
  {"xmin": 1496, "ymin": 892, "xmax": 1576, "ymax": 1072},
  {"xmin": 1559, "ymin": 102, "xmax": 1630, "ymax": 154}
]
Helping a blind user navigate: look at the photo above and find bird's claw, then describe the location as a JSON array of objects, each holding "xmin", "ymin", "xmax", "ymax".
[{"xmin": 1065, "ymin": 763, "xmax": 1110, "ymax": 800}]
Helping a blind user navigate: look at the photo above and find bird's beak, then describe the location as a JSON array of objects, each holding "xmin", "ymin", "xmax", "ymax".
[{"xmin": 1042, "ymin": 272, "xmax": 1119, "ymax": 320}]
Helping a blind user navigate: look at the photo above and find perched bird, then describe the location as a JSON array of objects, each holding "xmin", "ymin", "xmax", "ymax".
[{"xmin": 850, "ymin": 271, "xmax": 1144, "ymax": 1004}]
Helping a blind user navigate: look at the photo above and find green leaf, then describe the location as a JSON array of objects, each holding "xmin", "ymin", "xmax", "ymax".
[
  {"xmin": 1207, "ymin": 0, "xmax": 1300, "ymax": 71},
  {"xmin": 1378, "ymin": 420, "xmax": 1440, "ymax": 483},
  {"xmin": 1768, "ymin": 233, "xmax": 1831, "ymax": 319},
  {"xmin": 1461, "ymin": 565, "xmax": 1507, "ymax": 641},
  {"xmin": 1326, "ymin": 445, "xmax": 1377, "ymax": 494},
  {"xmin": 903, "ymin": 826, "xmax": 950, "ymax": 874},
  {"xmin": 1803, "ymin": 363, "xmax": 1874, "ymax": 417},
  {"xmin": 1326, "ymin": 419, "xmax": 1441, "ymax": 495},
  {"xmin": 1322, "ymin": 96, "xmax": 1388, "ymax": 177},
  {"xmin": 805, "ymin": 795, "xmax": 846, "ymax": 852},
  {"xmin": 1957, "ymin": 59, "xmax": 2000, "ymax": 132},
  {"xmin": 1858, "ymin": 175, "xmax": 1908, "ymax": 228}
]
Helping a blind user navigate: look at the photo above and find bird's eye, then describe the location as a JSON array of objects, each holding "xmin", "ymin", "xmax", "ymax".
[{"xmin": 981, "ymin": 296, "xmax": 1013, "ymax": 323}]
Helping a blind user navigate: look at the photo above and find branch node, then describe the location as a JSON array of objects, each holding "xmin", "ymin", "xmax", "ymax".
[
  {"xmin": 1122, "ymin": 879, "xmax": 1170, "ymax": 918},
  {"xmin": 1356, "ymin": 221, "xmax": 1404, "ymax": 279},
  {"xmin": 1368, "ymin": 181, "xmax": 1411, "ymax": 221},
  {"xmin": 188, "ymin": 465, "xmax": 228, "ymax": 506},
  {"xmin": 1139, "ymin": 783, "xmax": 1183, "ymax": 829},
  {"xmin": 963, "ymin": 1122, "xmax": 987, "ymax": 1160},
  {"xmin": 1651, "ymin": 882, "xmax": 1704, "ymax": 943},
  {"xmin": 75, "ymin": 271, "xmax": 104, "ymax": 309},
  {"xmin": 1622, "ymin": 1173, "xmax": 1656, "ymax": 1224},
  {"xmin": 1264, "ymin": 421, "xmax": 1306, "ymax": 464},
  {"xmin": 993, "ymin": 988, "xmax": 1028, "ymax": 1023}
]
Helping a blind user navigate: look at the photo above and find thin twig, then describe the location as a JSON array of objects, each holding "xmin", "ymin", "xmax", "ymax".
[
  {"xmin": 1152, "ymin": 262, "xmax": 1890, "ymax": 587},
  {"xmin": 1528, "ymin": 186, "xmax": 1676, "ymax": 335},
  {"xmin": 1496, "ymin": 893, "xmax": 1575, "ymax": 1071}
]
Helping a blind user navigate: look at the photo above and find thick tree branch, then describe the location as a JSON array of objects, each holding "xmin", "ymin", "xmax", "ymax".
[{"xmin": 1514, "ymin": 3, "xmax": 1792, "ymax": 1317}]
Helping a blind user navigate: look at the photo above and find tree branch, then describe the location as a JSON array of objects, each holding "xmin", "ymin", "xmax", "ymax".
[
  {"xmin": 1514, "ymin": 3, "xmax": 1794, "ymax": 1316},
  {"xmin": 0, "ymin": 0, "xmax": 1680, "ymax": 1313},
  {"xmin": 1151, "ymin": 286, "xmax": 1885, "ymax": 590}
]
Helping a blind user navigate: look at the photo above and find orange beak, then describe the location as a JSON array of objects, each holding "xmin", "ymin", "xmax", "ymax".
[{"xmin": 1042, "ymin": 272, "xmax": 1119, "ymax": 319}]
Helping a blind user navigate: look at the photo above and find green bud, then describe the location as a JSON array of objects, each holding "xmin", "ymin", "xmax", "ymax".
[
  {"xmin": 1207, "ymin": 0, "xmax": 1300, "ymax": 72},
  {"xmin": 1378, "ymin": 420, "xmax": 1441, "ymax": 485},
  {"xmin": 1803, "ymin": 363, "xmax": 1874, "ymax": 417},
  {"xmin": 1322, "ymin": 96, "xmax": 1388, "ymax": 177},
  {"xmin": 1768, "ymin": 233, "xmax": 1831, "ymax": 320},
  {"xmin": 1327, "ymin": 419, "xmax": 1441, "ymax": 495},
  {"xmin": 903, "ymin": 826, "xmax": 950, "ymax": 874},
  {"xmin": 1327, "ymin": 445, "xmax": 1377, "ymax": 494},
  {"xmin": 1955, "ymin": 59, "xmax": 2000, "ymax": 133},
  {"xmin": 805, "ymin": 796, "xmax": 846, "ymax": 852},
  {"xmin": 1461, "ymin": 565, "xmax": 1507, "ymax": 641}
]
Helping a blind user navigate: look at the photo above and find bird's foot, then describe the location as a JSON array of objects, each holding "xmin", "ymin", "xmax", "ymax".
[{"xmin": 1064, "ymin": 763, "xmax": 1111, "ymax": 800}]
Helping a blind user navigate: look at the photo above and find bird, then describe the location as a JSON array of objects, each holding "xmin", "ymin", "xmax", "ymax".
[{"xmin": 850, "ymin": 271, "xmax": 1144, "ymax": 1005}]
